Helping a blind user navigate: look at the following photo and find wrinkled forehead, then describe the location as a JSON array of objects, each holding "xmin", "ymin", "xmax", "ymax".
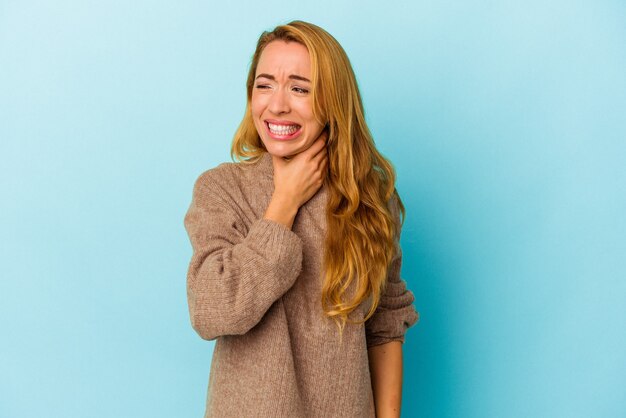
[{"xmin": 255, "ymin": 40, "xmax": 312, "ymax": 80}]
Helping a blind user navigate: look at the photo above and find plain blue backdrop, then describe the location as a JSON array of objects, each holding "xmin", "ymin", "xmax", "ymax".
[{"xmin": 1, "ymin": 1, "xmax": 624, "ymax": 417}]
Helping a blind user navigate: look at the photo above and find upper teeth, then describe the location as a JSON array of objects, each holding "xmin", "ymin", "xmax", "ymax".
[{"xmin": 268, "ymin": 123, "xmax": 300, "ymax": 134}]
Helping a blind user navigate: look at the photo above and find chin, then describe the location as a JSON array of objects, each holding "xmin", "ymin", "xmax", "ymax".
[
  {"xmin": 266, "ymin": 148, "xmax": 296, "ymax": 160},
  {"xmin": 262, "ymin": 140, "xmax": 302, "ymax": 159}
]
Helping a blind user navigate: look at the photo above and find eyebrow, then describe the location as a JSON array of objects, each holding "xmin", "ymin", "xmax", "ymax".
[{"xmin": 255, "ymin": 73, "xmax": 311, "ymax": 83}]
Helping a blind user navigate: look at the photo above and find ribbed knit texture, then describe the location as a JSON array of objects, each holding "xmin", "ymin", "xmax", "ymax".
[{"xmin": 184, "ymin": 151, "xmax": 419, "ymax": 418}]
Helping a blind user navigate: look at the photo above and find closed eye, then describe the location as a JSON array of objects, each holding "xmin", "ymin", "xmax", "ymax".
[
  {"xmin": 255, "ymin": 84, "xmax": 271, "ymax": 89},
  {"xmin": 293, "ymin": 87, "xmax": 309, "ymax": 94}
]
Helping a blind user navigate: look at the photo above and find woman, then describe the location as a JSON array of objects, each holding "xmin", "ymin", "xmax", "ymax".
[{"xmin": 184, "ymin": 20, "xmax": 419, "ymax": 418}]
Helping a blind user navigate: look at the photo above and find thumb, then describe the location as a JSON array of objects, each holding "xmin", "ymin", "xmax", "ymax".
[{"xmin": 271, "ymin": 154, "xmax": 289, "ymax": 169}]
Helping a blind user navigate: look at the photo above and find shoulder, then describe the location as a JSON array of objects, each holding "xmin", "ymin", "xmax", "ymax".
[
  {"xmin": 191, "ymin": 159, "xmax": 260, "ymax": 200},
  {"xmin": 193, "ymin": 161, "xmax": 235, "ymax": 190},
  {"xmin": 193, "ymin": 160, "xmax": 253, "ymax": 189}
]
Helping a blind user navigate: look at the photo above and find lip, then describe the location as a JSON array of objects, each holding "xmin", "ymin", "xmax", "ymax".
[
  {"xmin": 264, "ymin": 120, "xmax": 303, "ymax": 141},
  {"xmin": 265, "ymin": 119, "xmax": 301, "ymax": 126}
]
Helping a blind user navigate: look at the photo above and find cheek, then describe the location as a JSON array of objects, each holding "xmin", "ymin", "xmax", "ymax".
[
  {"xmin": 250, "ymin": 94, "xmax": 264, "ymax": 117},
  {"xmin": 250, "ymin": 102, "xmax": 260, "ymax": 118},
  {"xmin": 294, "ymin": 100, "xmax": 315, "ymax": 121},
  {"xmin": 250, "ymin": 100, "xmax": 266, "ymax": 136},
  {"xmin": 250, "ymin": 92, "xmax": 270, "ymax": 115},
  {"xmin": 297, "ymin": 103, "xmax": 321, "ymax": 131}
]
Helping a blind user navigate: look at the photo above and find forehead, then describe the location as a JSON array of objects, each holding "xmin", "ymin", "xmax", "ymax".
[{"xmin": 256, "ymin": 40, "xmax": 311, "ymax": 77}]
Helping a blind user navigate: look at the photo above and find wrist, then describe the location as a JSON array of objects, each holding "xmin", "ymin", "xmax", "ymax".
[
  {"xmin": 264, "ymin": 193, "xmax": 299, "ymax": 229},
  {"xmin": 271, "ymin": 192, "xmax": 299, "ymax": 214}
]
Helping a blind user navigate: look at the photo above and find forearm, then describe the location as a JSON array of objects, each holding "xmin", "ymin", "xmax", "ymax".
[
  {"xmin": 186, "ymin": 217, "xmax": 303, "ymax": 340},
  {"xmin": 264, "ymin": 193, "xmax": 299, "ymax": 229},
  {"xmin": 368, "ymin": 340, "xmax": 403, "ymax": 418}
]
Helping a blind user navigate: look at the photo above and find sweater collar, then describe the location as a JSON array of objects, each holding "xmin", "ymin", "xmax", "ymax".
[
  {"xmin": 253, "ymin": 150, "xmax": 329, "ymax": 212},
  {"xmin": 256, "ymin": 151, "xmax": 274, "ymax": 180}
]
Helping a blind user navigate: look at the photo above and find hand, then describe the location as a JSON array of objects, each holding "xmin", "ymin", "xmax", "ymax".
[
  {"xmin": 271, "ymin": 131, "xmax": 329, "ymax": 210},
  {"xmin": 263, "ymin": 130, "xmax": 328, "ymax": 229}
]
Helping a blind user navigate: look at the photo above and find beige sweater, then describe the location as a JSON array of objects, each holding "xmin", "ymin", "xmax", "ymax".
[{"xmin": 184, "ymin": 151, "xmax": 419, "ymax": 417}]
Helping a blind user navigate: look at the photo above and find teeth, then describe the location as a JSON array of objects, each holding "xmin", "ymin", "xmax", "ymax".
[{"xmin": 268, "ymin": 122, "xmax": 300, "ymax": 135}]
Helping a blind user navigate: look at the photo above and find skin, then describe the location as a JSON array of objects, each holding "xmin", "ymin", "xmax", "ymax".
[
  {"xmin": 251, "ymin": 40, "xmax": 328, "ymax": 228},
  {"xmin": 368, "ymin": 341, "xmax": 403, "ymax": 418},
  {"xmin": 252, "ymin": 40, "xmax": 404, "ymax": 417}
]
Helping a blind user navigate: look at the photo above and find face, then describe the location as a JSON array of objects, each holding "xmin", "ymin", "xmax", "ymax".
[{"xmin": 251, "ymin": 40, "xmax": 326, "ymax": 159}]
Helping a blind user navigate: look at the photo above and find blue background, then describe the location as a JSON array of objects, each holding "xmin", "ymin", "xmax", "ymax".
[{"xmin": 1, "ymin": 1, "xmax": 625, "ymax": 417}]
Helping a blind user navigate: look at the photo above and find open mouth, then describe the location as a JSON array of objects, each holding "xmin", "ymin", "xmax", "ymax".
[{"xmin": 265, "ymin": 121, "xmax": 302, "ymax": 139}]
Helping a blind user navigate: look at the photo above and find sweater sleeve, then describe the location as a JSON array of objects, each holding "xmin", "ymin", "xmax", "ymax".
[
  {"xmin": 365, "ymin": 193, "xmax": 420, "ymax": 349},
  {"xmin": 183, "ymin": 170, "xmax": 304, "ymax": 341}
]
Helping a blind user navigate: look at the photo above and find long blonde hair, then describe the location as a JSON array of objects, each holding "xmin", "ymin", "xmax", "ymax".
[{"xmin": 230, "ymin": 20, "xmax": 406, "ymax": 343}]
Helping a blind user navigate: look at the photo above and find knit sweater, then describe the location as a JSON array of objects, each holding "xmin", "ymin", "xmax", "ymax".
[{"xmin": 184, "ymin": 151, "xmax": 419, "ymax": 418}]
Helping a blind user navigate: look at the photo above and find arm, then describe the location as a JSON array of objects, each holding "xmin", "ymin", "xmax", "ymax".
[
  {"xmin": 365, "ymin": 192, "xmax": 420, "ymax": 416},
  {"xmin": 368, "ymin": 340, "xmax": 403, "ymax": 418},
  {"xmin": 183, "ymin": 170, "xmax": 303, "ymax": 340},
  {"xmin": 184, "ymin": 139, "xmax": 328, "ymax": 340}
]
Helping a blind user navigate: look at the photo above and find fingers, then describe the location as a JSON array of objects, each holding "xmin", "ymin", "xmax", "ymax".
[
  {"xmin": 312, "ymin": 142, "xmax": 327, "ymax": 164},
  {"xmin": 320, "ymin": 152, "xmax": 329, "ymax": 178},
  {"xmin": 317, "ymin": 126, "xmax": 329, "ymax": 142},
  {"xmin": 309, "ymin": 134, "xmax": 327, "ymax": 155},
  {"xmin": 271, "ymin": 153, "xmax": 288, "ymax": 168},
  {"xmin": 313, "ymin": 129, "xmax": 328, "ymax": 162},
  {"xmin": 279, "ymin": 128, "xmax": 327, "ymax": 166}
]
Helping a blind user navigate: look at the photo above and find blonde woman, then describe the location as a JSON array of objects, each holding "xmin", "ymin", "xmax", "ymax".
[{"xmin": 184, "ymin": 20, "xmax": 419, "ymax": 418}]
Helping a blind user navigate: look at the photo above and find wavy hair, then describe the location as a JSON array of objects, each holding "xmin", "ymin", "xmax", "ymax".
[{"xmin": 230, "ymin": 20, "xmax": 406, "ymax": 344}]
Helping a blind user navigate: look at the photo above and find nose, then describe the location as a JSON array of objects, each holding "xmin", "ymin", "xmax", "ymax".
[{"xmin": 268, "ymin": 87, "xmax": 290, "ymax": 115}]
